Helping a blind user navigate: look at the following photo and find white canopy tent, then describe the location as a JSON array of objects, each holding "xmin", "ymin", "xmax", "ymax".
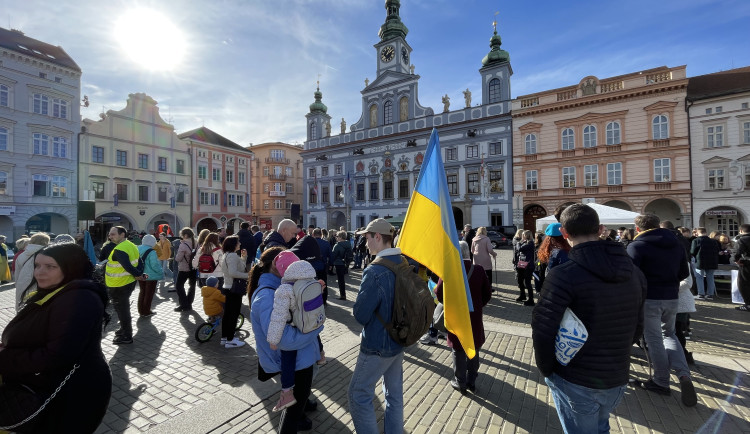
[{"xmin": 535, "ymin": 202, "xmax": 640, "ymax": 231}]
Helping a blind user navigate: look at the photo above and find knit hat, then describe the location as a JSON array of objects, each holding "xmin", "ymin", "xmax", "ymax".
[
  {"xmin": 544, "ymin": 223, "xmax": 562, "ymax": 237},
  {"xmin": 52, "ymin": 234, "xmax": 76, "ymax": 245},
  {"xmin": 206, "ymin": 276, "xmax": 219, "ymax": 288},
  {"xmin": 281, "ymin": 260, "xmax": 316, "ymax": 283},
  {"xmin": 274, "ymin": 250, "xmax": 299, "ymax": 277},
  {"xmin": 141, "ymin": 234, "xmax": 157, "ymax": 247}
]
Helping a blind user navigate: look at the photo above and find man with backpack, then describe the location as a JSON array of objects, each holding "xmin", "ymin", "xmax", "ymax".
[{"xmin": 348, "ymin": 219, "xmax": 404, "ymax": 433}]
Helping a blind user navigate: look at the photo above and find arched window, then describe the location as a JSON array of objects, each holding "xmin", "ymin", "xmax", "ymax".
[
  {"xmin": 525, "ymin": 134, "xmax": 537, "ymax": 154},
  {"xmin": 606, "ymin": 121, "xmax": 621, "ymax": 145},
  {"xmin": 0, "ymin": 127, "xmax": 8, "ymax": 151},
  {"xmin": 652, "ymin": 115, "xmax": 669, "ymax": 139},
  {"xmin": 583, "ymin": 125, "xmax": 597, "ymax": 148},
  {"xmin": 369, "ymin": 105, "xmax": 378, "ymax": 128},
  {"xmin": 488, "ymin": 78, "xmax": 501, "ymax": 103},
  {"xmin": 310, "ymin": 122, "xmax": 317, "ymax": 140},
  {"xmin": 384, "ymin": 100, "xmax": 393, "ymax": 124},
  {"xmin": 561, "ymin": 128, "xmax": 575, "ymax": 150}
]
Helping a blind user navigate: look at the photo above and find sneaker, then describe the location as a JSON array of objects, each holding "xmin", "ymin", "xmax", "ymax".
[
  {"xmin": 694, "ymin": 294, "xmax": 705, "ymax": 300},
  {"xmin": 273, "ymin": 388, "xmax": 297, "ymax": 412},
  {"xmin": 112, "ymin": 336, "xmax": 133, "ymax": 345},
  {"xmin": 225, "ymin": 338, "xmax": 246, "ymax": 348},
  {"xmin": 220, "ymin": 337, "xmax": 227, "ymax": 346},
  {"xmin": 419, "ymin": 333, "xmax": 437, "ymax": 345},
  {"xmin": 638, "ymin": 379, "xmax": 671, "ymax": 396},
  {"xmin": 679, "ymin": 376, "xmax": 697, "ymax": 407},
  {"xmin": 705, "ymin": 295, "xmax": 714, "ymax": 301},
  {"xmin": 450, "ymin": 379, "xmax": 467, "ymax": 395},
  {"xmin": 317, "ymin": 350, "xmax": 327, "ymax": 366}
]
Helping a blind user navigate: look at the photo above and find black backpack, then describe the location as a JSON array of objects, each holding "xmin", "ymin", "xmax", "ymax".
[{"xmin": 372, "ymin": 255, "xmax": 436, "ymax": 347}]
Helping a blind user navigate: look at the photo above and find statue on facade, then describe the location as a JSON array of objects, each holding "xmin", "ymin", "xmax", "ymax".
[
  {"xmin": 410, "ymin": 64, "xmax": 415, "ymax": 75},
  {"xmin": 463, "ymin": 88, "xmax": 472, "ymax": 108},
  {"xmin": 730, "ymin": 160, "xmax": 746, "ymax": 194},
  {"xmin": 364, "ymin": 78, "xmax": 369, "ymax": 87},
  {"xmin": 325, "ymin": 120, "xmax": 331, "ymax": 137},
  {"xmin": 442, "ymin": 94, "xmax": 450, "ymax": 113},
  {"xmin": 340, "ymin": 117, "xmax": 346, "ymax": 134}
]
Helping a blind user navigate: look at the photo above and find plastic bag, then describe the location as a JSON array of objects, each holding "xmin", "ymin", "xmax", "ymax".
[{"xmin": 555, "ymin": 308, "xmax": 588, "ymax": 366}]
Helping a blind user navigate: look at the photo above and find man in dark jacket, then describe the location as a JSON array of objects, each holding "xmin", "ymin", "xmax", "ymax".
[
  {"xmin": 532, "ymin": 204, "xmax": 646, "ymax": 433},
  {"xmin": 734, "ymin": 224, "xmax": 750, "ymax": 311},
  {"xmin": 236, "ymin": 221, "xmax": 257, "ymax": 268},
  {"xmin": 251, "ymin": 225, "xmax": 263, "ymax": 248},
  {"xmin": 690, "ymin": 227, "xmax": 719, "ymax": 300},
  {"xmin": 311, "ymin": 228, "xmax": 331, "ymax": 299},
  {"xmin": 627, "ymin": 214, "xmax": 696, "ymax": 406},
  {"xmin": 262, "ymin": 219, "xmax": 297, "ymax": 250}
]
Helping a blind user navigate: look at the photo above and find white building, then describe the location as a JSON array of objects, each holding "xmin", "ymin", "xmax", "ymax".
[
  {"xmin": 0, "ymin": 27, "xmax": 82, "ymax": 240},
  {"xmin": 687, "ymin": 66, "xmax": 750, "ymax": 236}
]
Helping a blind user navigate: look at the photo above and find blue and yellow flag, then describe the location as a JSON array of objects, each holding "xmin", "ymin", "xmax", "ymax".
[{"xmin": 397, "ymin": 128, "xmax": 476, "ymax": 358}]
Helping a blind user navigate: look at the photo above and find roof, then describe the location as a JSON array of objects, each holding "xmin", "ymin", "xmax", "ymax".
[
  {"xmin": 0, "ymin": 27, "xmax": 80, "ymax": 71},
  {"xmin": 687, "ymin": 66, "xmax": 750, "ymax": 101},
  {"xmin": 535, "ymin": 203, "xmax": 640, "ymax": 231},
  {"xmin": 178, "ymin": 126, "xmax": 248, "ymax": 152}
]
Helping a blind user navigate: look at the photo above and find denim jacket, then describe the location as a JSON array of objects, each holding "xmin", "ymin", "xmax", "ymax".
[{"xmin": 352, "ymin": 247, "xmax": 404, "ymax": 358}]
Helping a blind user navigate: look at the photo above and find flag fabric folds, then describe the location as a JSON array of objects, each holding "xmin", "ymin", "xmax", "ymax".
[
  {"xmin": 83, "ymin": 230, "xmax": 97, "ymax": 265},
  {"xmin": 397, "ymin": 128, "xmax": 476, "ymax": 358}
]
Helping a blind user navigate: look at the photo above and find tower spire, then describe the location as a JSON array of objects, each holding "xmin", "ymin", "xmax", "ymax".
[
  {"xmin": 379, "ymin": 0, "xmax": 408, "ymax": 41},
  {"xmin": 482, "ymin": 11, "xmax": 510, "ymax": 66}
]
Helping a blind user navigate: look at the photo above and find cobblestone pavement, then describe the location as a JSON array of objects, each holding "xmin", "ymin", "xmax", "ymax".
[{"xmin": 0, "ymin": 248, "xmax": 748, "ymax": 433}]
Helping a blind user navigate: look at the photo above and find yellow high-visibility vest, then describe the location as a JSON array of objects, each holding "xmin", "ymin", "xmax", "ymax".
[{"xmin": 106, "ymin": 240, "xmax": 140, "ymax": 287}]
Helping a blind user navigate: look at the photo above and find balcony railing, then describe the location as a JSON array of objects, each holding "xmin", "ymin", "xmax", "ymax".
[
  {"xmin": 646, "ymin": 71, "xmax": 672, "ymax": 84},
  {"xmin": 557, "ymin": 90, "xmax": 577, "ymax": 101},
  {"xmin": 562, "ymin": 150, "xmax": 576, "ymax": 158},
  {"xmin": 520, "ymin": 97, "xmax": 539, "ymax": 108},
  {"xmin": 654, "ymin": 182, "xmax": 672, "ymax": 191},
  {"xmin": 269, "ymin": 190, "xmax": 286, "ymax": 197},
  {"xmin": 600, "ymin": 81, "xmax": 623, "ymax": 93},
  {"xmin": 583, "ymin": 147, "xmax": 598, "ymax": 155},
  {"xmin": 526, "ymin": 190, "xmax": 538, "ymax": 197},
  {"xmin": 605, "ymin": 145, "xmax": 621, "ymax": 152},
  {"xmin": 608, "ymin": 185, "xmax": 623, "ymax": 193},
  {"xmin": 268, "ymin": 173, "xmax": 287, "ymax": 181},
  {"xmin": 265, "ymin": 157, "xmax": 290, "ymax": 164},
  {"xmin": 525, "ymin": 154, "xmax": 538, "ymax": 162},
  {"xmin": 585, "ymin": 187, "xmax": 599, "ymax": 194},
  {"xmin": 652, "ymin": 139, "xmax": 670, "ymax": 148},
  {"xmin": 563, "ymin": 188, "xmax": 577, "ymax": 195}
]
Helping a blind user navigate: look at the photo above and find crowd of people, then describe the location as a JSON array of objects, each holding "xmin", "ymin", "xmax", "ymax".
[{"xmin": 0, "ymin": 208, "xmax": 748, "ymax": 433}]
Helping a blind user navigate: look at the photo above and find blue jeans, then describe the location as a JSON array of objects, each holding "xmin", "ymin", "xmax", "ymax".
[
  {"xmin": 348, "ymin": 350, "xmax": 403, "ymax": 434},
  {"xmin": 643, "ymin": 299, "xmax": 690, "ymax": 387},
  {"xmin": 694, "ymin": 268, "xmax": 716, "ymax": 296},
  {"xmin": 545, "ymin": 373, "xmax": 626, "ymax": 434}
]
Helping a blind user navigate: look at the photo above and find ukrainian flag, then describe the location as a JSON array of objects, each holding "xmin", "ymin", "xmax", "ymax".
[{"xmin": 398, "ymin": 128, "xmax": 476, "ymax": 358}]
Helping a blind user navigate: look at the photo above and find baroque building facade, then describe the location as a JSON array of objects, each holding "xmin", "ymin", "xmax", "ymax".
[
  {"xmin": 79, "ymin": 93, "xmax": 191, "ymax": 242},
  {"xmin": 512, "ymin": 66, "xmax": 692, "ymax": 231},
  {"xmin": 0, "ymin": 27, "xmax": 81, "ymax": 240},
  {"xmin": 686, "ymin": 66, "xmax": 750, "ymax": 236},
  {"xmin": 178, "ymin": 127, "xmax": 254, "ymax": 234},
  {"xmin": 302, "ymin": 1, "xmax": 513, "ymax": 231},
  {"xmin": 247, "ymin": 142, "xmax": 304, "ymax": 231}
]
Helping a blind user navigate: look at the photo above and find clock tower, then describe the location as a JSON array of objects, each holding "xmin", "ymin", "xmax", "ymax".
[{"xmin": 374, "ymin": 0, "xmax": 411, "ymax": 77}]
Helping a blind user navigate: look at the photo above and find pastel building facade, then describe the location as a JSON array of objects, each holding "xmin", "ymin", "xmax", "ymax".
[{"xmin": 247, "ymin": 142, "xmax": 304, "ymax": 231}]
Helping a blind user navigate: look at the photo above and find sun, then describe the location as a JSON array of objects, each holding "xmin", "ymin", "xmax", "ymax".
[{"xmin": 114, "ymin": 8, "xmax": 186, "ymax": 71}]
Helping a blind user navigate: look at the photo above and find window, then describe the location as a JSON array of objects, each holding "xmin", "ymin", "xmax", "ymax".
[
  {"xmin": 264, "ymin": 167, "xmax": 270, "ymax": 177},
  {"xmin": 238, "ymin": 157, "xmax": 245, "ymax": 165},
  {"xmin": 274, "ymin": 199, "xmax": 282, "ymax": 209},
  {"xmin": 226, "ymin": 170, "xmax": 234, "ymax": 183},
  {"xmin": 310, "ymin": 122, "xmax": 317, "ymax": 140},
  {"xmin": 526, "ymin": 170, "xmax": 538, "ymax": 190},
  {"xmin": 384, "ymin": 100, "xmax": 393, "ymax": 124},
  {"xmin": 52, "ymin": 137, "xmax": 67, "ymax": 158},
  {"xmin": 743, "ymin": 103, "xmax": 749, "ymax": 109},
  {"xmin": 744, "ymin": 121, "xmax": 750, "ymax": 144},
  {"xmin": 55, "ymin": 76, "xmax": 62, "ymax": 83},
  {"xmin": 200, "ymin": 191, "xmax": 210, "ymax": 205},
  {"xmin": 446, "ymin": 148, "xmax": 457, "ymax": 161},
  {"xmin": 176, "ymin": 160, "xmax": 185, "ymax": 174},
  {"xmin": 52, "ymin": 98, "xmax": 67, "ymax": 119},
  {"xmin": 92, "ymin": 181, "xmax": 105, "ymax": 199},
  {"xmin": 653, "ymin": 115, "xmax": 669, "ymax": 139},
  {"xmin": 716, "ymin": 106, "xmax": 723, "ymax": 113},
  {"xmin": 92, "ymin": 146, "xmax": 104, "ymax": 163},
  {"xmin": 263, "ymin": 183, "xmax": 269, "ymax": 193},
  {"xmin": 356, "ymin": 183, "xmax": 365, "ymax": 201},
  {"xmin": 489, "ymin": 142, "xmax": 502, "ymax": 155},
  {"xmin": 707, "ymin": 125, "xmax": 724, "ymax": 148},
  {"xmin": 228, "ymin": 194, "xmax": 236, "ymax": 206},
  {"xmin": 717, "ymin": 217, "xmax": 739, "ymax": 237},
  {"xmin": 708, "ymin": 169, "xmax": 725, "ymax": 189},
  {"xmin": 286, "ymin": 183, "xmax": 293, "ymax": 193},
  {"xmin": 447, "ymin": 175, "xmax": 458, "ymax": 195},
  {"xmin": 525, "ymin": 134, "xmax": 537, "ymax": 154},
  {"xmin": 264, "ymin": 199, "xmax": 270, "ymax": 209},
  {"xmin": 273, "ymin": 182, "xmax": 282, "ymax": 192},
  {"xmin": 271, "ymin": 149, "xmax": 285, "ymax": 160},
  {"xmin": 237, "ymin": 195, "xmax": 244, "ymax": 207},
  {"xmin": 490, "ymin": 169, "xmax": 503, "ymax": 192},
  {"xmin": 488, "ymin": 78, "xmax": 501, "ymax": 103},
  {"xmin": 562, "ymin": 167, "xmax": 576, "ymax": 188},
  {"xmin": 317, "ymin": 185, "xmax": 326, "ymax": 203},
  {"xmin": 705, "ymin": 108, "xmax": 712, "ymax": 115},
  {"xmin": 52, "ymin": 176, "xmax": 67, "ymax": 197},
  {"xmin": 239, "ymin": 172, "xmax": 246, "ymax": 185},
  {"xmin": 138, "ymin": 153, "xmax": 149, "ymax": 169},
  {"xmin": 138, "ymin": 185, "xmax": 149, "ymax": 201},
  {"xmin": 584, "ymin": 165, "xmax": 598, "ymax": 186},
  {"xmin": 0, "ymin": 84, "xmax": 8, "ymax": 107},
  {"xmin": 606, "ymin": 122, "xmax": 621, "ymax": 145},
  {"xmin": 212, "ymin": 168, "xmax": 221, "ymax": 181},
  {"xmin": 607, "ymin": 162, "xmax": 622, "ymax": 185},
  {"xmin": 159, "ymin": 189, "xmax": 167, "ymax": 202},
  {"xmin": 321, "ymin": 166, "xmax": 329, "ymax": 177},
  {"xmin": 335, "ymin": 164, "xmax": 342, "ymax": 175},
  {"xmin": 308, "ymin": 168, "xmax": 315, "ymax": 178},
  {"xmin": 467, "ymin": 173, "xmax": 479, "ymax": 193},
  {"xmin": 213, "ymin": 153, "xmax": 221, "ymax": 161},
  {"xmin": 583, "ymin": 125, "xmax": 597, "ymax": 148},
  {"xmin": 369, "ymin": 182, "xmax": 378, "ymax": 200},
  {"xmin": 286, "ymin": 200, "xmax": 292, "ymax": 209},
  {"xmin": 561, "ymin": 128, "xmax": 575, "ymax": 150},
  {"xmin": 286, "ymin": 167, "xmax": 293, "ymax": 177},
  {"xmin": 0, "ymin": 171, "xmax": 5, "ymax": 195},
  {"xmin": 158, "ymin": 157, "xmax": 167, "ymax": 172},
  {"xmin": 115, "ymin": 150, "xmax": 127, "ymax": 166},
  {"xmin": 198, "ymin": 165, "xmax": 207, "ymax": 179},
  {"xmin": 399, "ymin": 179, "xmax": 409, "ymax": 198},
  {"xmin": 225, "ymin": 155, "xmax": 234, "ymax": 163},
  {"xmin": 33, "ymin": 174, "xmax": 50, "ymax": 196},
  {"xmin": 177, "ymin": 189, "xmax": 186, "ymax": 203},
  {"xmin": 33, "ymin": 94, "xmax": 48, "ymax": 115},
  {"xmin": 116, "ymin": 183, "xmax": 128, "ymax": 200},
  {"xmin": 654, "ymin": 158, "xmax": 671, "ymax": 182},
  {"xmin": 335, "ymin": 185, "xmax": 344, "ymax": 202},
  {"xmin": 0, "ymin": 127, "xmax": 6, "ymax": 151},
  {"xmin": 33, "ymin": 133, "xmax": 49, "ymax": 155},
  {"xmin": 39, "ymin": 72, "xmax": 47, "ymax": 79},
  {"xmin": 210, "ymin": 193, "xmax": 219, "ymax": 205},
  {"xmin": 466, "ymin": 145, "xmax": 479, "ymax": 159},
  {"xmin": 384, "ymin": 180, "xmax": 393, "ymax": 199}
]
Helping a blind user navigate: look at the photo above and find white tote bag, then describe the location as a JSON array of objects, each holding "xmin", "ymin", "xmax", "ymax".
[
  {"xmin": 731, "ymin": 269, "xmax": 745, "ymax": 304},
  {"xmin": 555, "ymin": 308, "xmax": 588, "ymax": 366}
]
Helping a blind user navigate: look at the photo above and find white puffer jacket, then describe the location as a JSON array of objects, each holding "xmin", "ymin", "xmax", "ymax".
[
  {"xmin": 13, "ymin": 243, "xmax": 45, "ymax": 311},
  {"xmin": 267, "ymin": 261, "xmax": 317, "ymax": 345},
  {"xmin": 677, "ymin": 262, "xmax": 696, "ymax": 314}
]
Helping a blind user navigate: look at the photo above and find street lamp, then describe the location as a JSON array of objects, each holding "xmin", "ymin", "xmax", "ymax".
[
  {"xmin": 160, "ymin": 184, "xmax": 189, "ymax": 230},
  {"xmin": 338, "ymin": 189, "xmax": 350, "ymax": 231}
]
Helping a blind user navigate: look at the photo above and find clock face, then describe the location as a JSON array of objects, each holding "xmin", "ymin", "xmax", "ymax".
[
  {"xmin": 401, "ymin": 47, "xmax": 409, "ymax": 64},
  {"xmin": 381, "ymin": 45, "xmax": 395, "ymax": 62}
]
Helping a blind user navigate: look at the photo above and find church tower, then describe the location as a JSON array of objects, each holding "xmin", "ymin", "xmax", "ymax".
[
  {"xmin": 479, "ymin": 16, "xmax": 512, "ymax": 105},
  {"xmin": 374, "ymin": 0, "xmax": 412, "ymax": 77},
  {"xmin": 305, "ymin": 82, "xmax": 331, "ymax": 141}
]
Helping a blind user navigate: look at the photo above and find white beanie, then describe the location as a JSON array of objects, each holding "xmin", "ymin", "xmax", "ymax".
[{"xmin": 141, "ymin": 234, "xmax": 157, "ymax": 247}]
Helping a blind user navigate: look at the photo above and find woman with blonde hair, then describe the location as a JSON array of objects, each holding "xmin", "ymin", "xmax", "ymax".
[
  {"xmin": 717, "ymin": 233, "xmax": 732, "ymax": 265},
  {"xmin": 472, "ymin": 227, "xmax": 497, "ymax": 286}
]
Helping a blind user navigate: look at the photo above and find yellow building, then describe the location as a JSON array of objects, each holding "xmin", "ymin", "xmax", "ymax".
[{"xmin": 247, "ymin": 142, "xmax": 304, "ymax": 231}]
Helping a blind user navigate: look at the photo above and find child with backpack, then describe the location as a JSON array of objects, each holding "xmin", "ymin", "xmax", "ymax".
[
  {"xmin": 193, "ymin": 233, "xmax": 223, "ymax": 288},
  {"xmin": 267, "ymin": 252, "xmax": 326, "ymax": 412},
  {"xmin": 201, "ymin": 276, "xmax": 226, "ymax": 324}
]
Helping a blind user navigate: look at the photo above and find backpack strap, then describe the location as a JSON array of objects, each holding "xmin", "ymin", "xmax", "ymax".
[
  {"xmin": 467, "ymin": 264, "xmax": 474, "ymax": 280},
  {"xmin": 370, "ymin": 256, "xmax": 404, "ymax": 329},
  {"xmin": 140, "ymin": 248, "xmax": 154, "ymax": 261}
]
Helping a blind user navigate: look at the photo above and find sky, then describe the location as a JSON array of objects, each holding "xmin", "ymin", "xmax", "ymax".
[{"xmin": 3, "ymin": 0, "xmax": 749, "ymax": 146}]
